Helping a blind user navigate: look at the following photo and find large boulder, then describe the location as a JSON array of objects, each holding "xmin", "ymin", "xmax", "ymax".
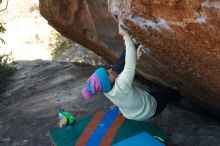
[
  {"xmin": 39, "ymin": 0, "xmax": 123, "ymax": 64},
  {"xmin": 39, "ymin": 0, "xmax": 220, "ymax": 115},
  {"xmin": 108, "ymin": 0, "xmax": 220, "ymax": 115}
]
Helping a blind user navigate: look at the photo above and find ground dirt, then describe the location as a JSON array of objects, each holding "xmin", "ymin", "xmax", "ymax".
[{"xmin": 0, "ymin": 61, "xmax": 219, "ymax": 146}]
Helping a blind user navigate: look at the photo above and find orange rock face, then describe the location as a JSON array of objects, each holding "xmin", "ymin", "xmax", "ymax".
[
  {"xmin": 39, "ymin": 0, "xmax": 123, "ymax": 64},
  {"xmin": 39, "ymin": 0, "xmax": 220, "ymax": 115},
  {"xmin": 109, "ymin": 0, "xmax": 220, "ymax": 114}
]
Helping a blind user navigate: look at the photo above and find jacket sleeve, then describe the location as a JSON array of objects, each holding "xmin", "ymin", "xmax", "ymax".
[{"xmin": 117, "ymin": 35, "xmax": 137, "ymax": 89}]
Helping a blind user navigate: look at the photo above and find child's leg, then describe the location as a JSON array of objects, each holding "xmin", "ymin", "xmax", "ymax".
[
  {"xmin": 150, "ymin": 87, "xmax": 182, "ymax": 116},
  {"xmin": 111, "ymin": 50, "xmax": 126, "ymax": 74},
  {"xmin": 111, "ymin": 43, "xmax": 140, "ymax": 74}
]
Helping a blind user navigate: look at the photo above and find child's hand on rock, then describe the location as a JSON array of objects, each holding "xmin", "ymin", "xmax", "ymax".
[
  {"xmin": 137, "ymin": 45, "xmax": 144, "ymax": 60},
  {"xmin": 118, "ymin": 25, "xmax": 129, "ymax": 37}
]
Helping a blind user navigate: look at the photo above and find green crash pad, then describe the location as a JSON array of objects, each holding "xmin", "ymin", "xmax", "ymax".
[{"xmin": 50, "ymin": 108, "xmax": 168, "ymax": 146}]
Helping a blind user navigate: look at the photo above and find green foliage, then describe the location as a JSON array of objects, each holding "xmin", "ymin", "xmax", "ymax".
[
  {"xmin": 0, "ymin": 22, "xmax": 6, "ymax": 44},
  {"xmin": 49, "ymin": 32, "xmax": 76, "ymax": 60},
  {"xmin": 0, "ymin": 23, "xmax": 6, "ymax": 32},
  {"xmin": 0, "ymin": 22, "xmax": 16, "ymax": 83},
  {"xmin": 48, "ymin": 32, "xmax": 107, "ymax": 66},
  {"xmin": 0, "ymin": 53, "xmax": 16, "ymax": 80}
]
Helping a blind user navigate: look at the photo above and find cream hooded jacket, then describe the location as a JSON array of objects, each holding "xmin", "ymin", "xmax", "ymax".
[{"xmin": 104, "ymin": 36, "xmax": 157, "ymax": 121}]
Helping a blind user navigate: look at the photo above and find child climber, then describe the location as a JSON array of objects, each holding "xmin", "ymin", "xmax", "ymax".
[{"xmin": 82, "ymin": 25, "xmax": 182, "ymax": 121}]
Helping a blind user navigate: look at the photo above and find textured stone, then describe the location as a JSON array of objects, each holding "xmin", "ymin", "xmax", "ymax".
[
  {"xmin": 109, "ymin": 0, "xmax": 220, "ymax": 115},
  {"xmin": 0, "ymin": 61, "xmax": 220, "ymax": 146},
  {"xmin": 39, "ymin": 0, "xmax": 220, "ymax": 115},
  {"xmin": 39, "ymin": 0, "xmax": 123, "ymax": 64}
]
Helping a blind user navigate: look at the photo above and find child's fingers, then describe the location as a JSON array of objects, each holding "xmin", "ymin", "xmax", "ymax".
[
  {"xmin": 137, "ymin": 45, "xmax": 144, "ymax": 53},
  {"xmin": 137, "ymin": 46, "xmax": 144, "ymax": 60}
]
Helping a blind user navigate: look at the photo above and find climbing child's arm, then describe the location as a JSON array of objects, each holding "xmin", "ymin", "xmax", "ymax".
[
  {"xmin": 117, "ymin": 25, "xmax": 137, "ymax": 88},
  {"xmin": 121, "ymin": 35, "xmax": 137, "ymax": 86},
  {"xmin": 124, "ymin": 36, "xmax": 137, "ymax": 69}
]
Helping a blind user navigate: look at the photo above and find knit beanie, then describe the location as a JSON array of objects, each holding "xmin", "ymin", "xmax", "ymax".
[{"xmin": 82, "ymin": 67, "xmax": 111, "ymax": 99}]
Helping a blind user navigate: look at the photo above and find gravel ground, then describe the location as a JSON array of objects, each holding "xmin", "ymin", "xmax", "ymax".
[{"xmin": 0, "ymin": 61, "xmax": 219, "ymax": 146}]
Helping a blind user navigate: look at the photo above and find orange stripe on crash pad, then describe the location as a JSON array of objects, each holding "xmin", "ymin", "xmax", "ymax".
[
  {"xmin": 75, "ymin": 112, "xmax": 105, "ymax": 146},
  {"xmin": 100, "ymin": 115, "xmax": 125, "ymax": 146}
]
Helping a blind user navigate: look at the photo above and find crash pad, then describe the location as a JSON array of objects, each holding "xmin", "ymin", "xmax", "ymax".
[
  {"xmin": 50, "ymin": 108, "xmax": 168, "ymax": 146},
  {"xmin": 112, "ymin": 132, "xmax": 165, "ymax": 146}
]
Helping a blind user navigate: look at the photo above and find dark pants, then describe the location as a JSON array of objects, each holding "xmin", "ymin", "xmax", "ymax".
[
  {"xmin": 111, "ymin": 50, "xmax": 126, "ymax": 74},
  {"xmin": 149, "ymin": 87, "xmax": 182, "ymax": 116},
  {"xmin": 111, "ymin": 44, "xmax": 181, "ymax": 116}
]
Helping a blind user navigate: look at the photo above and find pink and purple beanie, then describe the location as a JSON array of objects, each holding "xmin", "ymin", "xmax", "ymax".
[{"xmin": 82, "ymin": 67, "xmax": 111, "ymax": 99}]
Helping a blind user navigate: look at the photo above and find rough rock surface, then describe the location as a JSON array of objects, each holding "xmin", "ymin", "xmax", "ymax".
[
  {"xmin": 0, "ymin": 61, "xmax": 112, "ymax": 146},
  {"xmin": 109, "ymin": 0, "xmax": 220, "ymax": 116},
  {"xmin": 39, "ymin": 0, "xmax": 220, "ymax": 115},
  {"xmin": 0, "ymin": 61, "xmax": 220, "ymax": 146},
  {"xmin": 39, "ymin": 0, "xmax": 123, "ymax": 64}
]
